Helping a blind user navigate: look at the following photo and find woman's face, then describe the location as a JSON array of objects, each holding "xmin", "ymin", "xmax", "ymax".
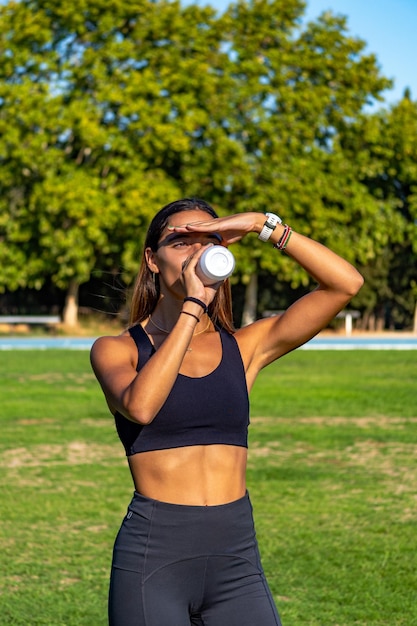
[{"xmin": 146, "ymin": 210, "xmax": 220, "ymax": 296}]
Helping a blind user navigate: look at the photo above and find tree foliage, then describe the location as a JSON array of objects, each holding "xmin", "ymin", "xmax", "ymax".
[
  {"xmin": 0, "ymin": 0, "xmax": 415, "ymax": 328},
  {"xmin": 339, "ymin": 94, "xmax": 417, "ymax": 329}
]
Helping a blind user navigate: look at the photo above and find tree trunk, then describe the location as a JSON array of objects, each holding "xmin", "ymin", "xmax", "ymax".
[
  {"xmin": 375, "ymin": 312, "xmax": 385, "ymax": 332},
  {"xmin": 241, "ymin": 273, "xmax": 258, "ymax": 327},
  {"xmin": 63, "ymin": 279, "xmax": 79, "ymax": 328}
]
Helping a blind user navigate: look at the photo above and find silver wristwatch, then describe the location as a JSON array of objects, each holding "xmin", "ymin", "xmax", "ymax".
[{"xmin": 258, "ymin": 212, "xmax": 282, "ymax": 242}]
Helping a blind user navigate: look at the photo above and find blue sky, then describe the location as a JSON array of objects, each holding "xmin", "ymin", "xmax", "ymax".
[
  {"xmin": 188, "ymin": 0, "xmax": 417, "ymax": 106},
  {"xmin": 303, "ymin": 0, "xmax": 417, "ymax": 104},
  {"xmin": 2, "ymin": 0, "xmax": 414, "ymax": 105}
]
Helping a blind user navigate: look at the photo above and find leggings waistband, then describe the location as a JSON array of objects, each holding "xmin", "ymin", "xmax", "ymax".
[{"xmin": 129, "ymin": 490, "xmax": 251, "ymax": 515}]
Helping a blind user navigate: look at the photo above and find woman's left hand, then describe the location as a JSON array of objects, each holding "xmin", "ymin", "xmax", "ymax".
[{"xmin": 168, "ymin": 212, "xmax": 262, "ymax": 246}]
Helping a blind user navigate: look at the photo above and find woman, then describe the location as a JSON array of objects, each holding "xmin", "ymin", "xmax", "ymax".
[{"xmin": 91, "ymin": 198, "xmax": 363, "ymax": 626}]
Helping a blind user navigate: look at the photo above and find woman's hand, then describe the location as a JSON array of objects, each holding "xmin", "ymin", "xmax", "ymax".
[
  {"xmin": 169, "ymin": 212, "xmax": 262, "ymax": 246},
  {"xmin": 179, "ymin": 245, "xmax": 222, "ymax": 304}
]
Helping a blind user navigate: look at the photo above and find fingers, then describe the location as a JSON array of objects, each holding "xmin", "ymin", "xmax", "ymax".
[
  {"xmin": 181, "ymin": 243, "xmax": 214, "ymax": 276},
  {"xmin": 181, "ymin": 257, "xmax": 192, "ymax": 272},
  {"xmin": 180, "ymin": 246, "xmax": 222, "ymax": 304},
  {"xmin": 169, "ymin": 213, "xmax": 259, "ymax": 246},
  {"xmin": 168, "ymin": 220, "xmax": 218, "ymax": 232}
]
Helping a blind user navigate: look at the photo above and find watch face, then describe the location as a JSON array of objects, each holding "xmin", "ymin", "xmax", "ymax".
[{"xmin": 265, "ymin": 212, "xmax": 281, "ymax": 226}]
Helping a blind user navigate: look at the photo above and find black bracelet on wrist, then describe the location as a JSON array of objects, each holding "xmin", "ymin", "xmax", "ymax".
[
  {"xmin": 180, "ymin": 311, "xmax": 200, "ymax": 323},
  {"xmin": 183, "ymin": 297, "xmax": 208, "ymax": 314}
]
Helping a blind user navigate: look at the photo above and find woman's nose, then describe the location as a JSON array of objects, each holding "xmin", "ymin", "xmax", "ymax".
[
  {"xmin": 191, "ymin": 241, "xmax": 211, "ymax": 253},
  {"xmin": 188, "ymin": 240, "xmax": 215, "ymax": 257}
]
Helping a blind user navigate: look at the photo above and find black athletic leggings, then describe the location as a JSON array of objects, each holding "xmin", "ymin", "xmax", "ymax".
[{"xmin": 109, "ymin": 491, "xmax": 282, "ymax": 626}]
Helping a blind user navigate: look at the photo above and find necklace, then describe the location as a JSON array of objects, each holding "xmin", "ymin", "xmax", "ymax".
[{"xmin": 149, "ymin": 314, "xmax": 211, "ymax": 337}]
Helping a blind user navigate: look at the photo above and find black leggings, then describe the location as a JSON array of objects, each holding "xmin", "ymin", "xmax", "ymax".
[{"xmin": 109, "ymin": 491, "xmax": 282, "ymax": 626}]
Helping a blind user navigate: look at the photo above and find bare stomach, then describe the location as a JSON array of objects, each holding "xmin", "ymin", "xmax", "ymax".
[{"xmin": 127, "ymin": 444, "xmax": 247, "ymax": 506}]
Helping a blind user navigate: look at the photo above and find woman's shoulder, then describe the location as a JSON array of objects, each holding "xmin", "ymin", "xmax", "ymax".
[
  {"xmin": 233, "ymin": 317, "xmax": 271, "ymax": 346},
  {"xmin": 90, "ymin": 329, "xmax": 137, "ymax": 369},
  {"xmin": 91, "ymin": 327, "xmax": 132, "ymax": 348}
]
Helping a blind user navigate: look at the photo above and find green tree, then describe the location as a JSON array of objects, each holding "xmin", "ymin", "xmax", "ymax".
[
  {"xmin": 0, "ymin": 0, "xmax": 212, "ymax": 324},
  {"xmin": 213, "ymin": 2, "xmax": 391, "ymax": 322},
  {"xmin": 340, "ymin": 92, "xmax": 417, "ymax": 330},
  {"xmin": 0, "ymin": 0, "xmax": 396, "ymax": 328}
]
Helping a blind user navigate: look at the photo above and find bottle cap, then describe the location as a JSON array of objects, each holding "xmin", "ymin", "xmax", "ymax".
[{"xmin": 197, "ymin": 246, "xmax": 235, "ymax": 285}]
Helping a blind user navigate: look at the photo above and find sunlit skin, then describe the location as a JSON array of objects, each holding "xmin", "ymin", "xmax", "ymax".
[{"xmin": 91, "ymin": 209, "xmax": 363, "ymax": 505}]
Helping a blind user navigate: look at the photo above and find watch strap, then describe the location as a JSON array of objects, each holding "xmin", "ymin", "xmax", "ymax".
[{"xmin": 258, "ymin": 212, "xmax": 282, "ymax": 242}]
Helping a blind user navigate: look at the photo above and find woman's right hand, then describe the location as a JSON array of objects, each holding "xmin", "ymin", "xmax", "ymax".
[
  {"xmin": 168, "ymin": 212, "xmax": 263, "ymax": 246},
  {"xmin": 179, "ymin": 244, "xmax": 221, "ymax": 306}
]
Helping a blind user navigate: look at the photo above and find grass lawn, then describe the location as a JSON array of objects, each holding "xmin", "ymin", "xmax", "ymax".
[{"xmin": 0, "ymin": 349, "xmax": 416, "ymax": 625}]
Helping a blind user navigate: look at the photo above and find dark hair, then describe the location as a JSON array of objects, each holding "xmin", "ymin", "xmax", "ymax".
[{"xmin": 129, "ymin": 198, "xmax": 235, "ymax": 332}]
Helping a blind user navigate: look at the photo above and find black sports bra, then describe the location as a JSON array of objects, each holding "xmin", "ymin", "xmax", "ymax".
[{"xmin": 114, "ymin": 325, "xmax": 250, "ymax": 455}]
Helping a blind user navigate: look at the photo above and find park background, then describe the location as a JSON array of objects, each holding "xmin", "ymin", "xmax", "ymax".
[
  {"xmin": 0, "ymin": 0, "xmax": 417, "ymax": 334},
  {"xmin": 1, "ymin": 2, "xmax": 417, "ymax": 625}
]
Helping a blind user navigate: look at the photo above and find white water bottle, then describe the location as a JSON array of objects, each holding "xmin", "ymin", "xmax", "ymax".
[{"xmin": 196, "ymin": 246, "xmax": 235, "ymax": 285}]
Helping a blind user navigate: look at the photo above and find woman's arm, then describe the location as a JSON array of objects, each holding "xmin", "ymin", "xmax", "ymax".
[
  {"xmin": 90, "ymin": 308, "xmax": 200, "ymax": 424},
  {"xmin": 170, "ymin": 212, "xmax": 364, "ymax": 378},
  {"xmin": 90, "ymin": 247, "xmax": 217, "ymax": 424},
  {"xmin": 241, "ymin": 226, "xmax": 363, "ymax": 372}
]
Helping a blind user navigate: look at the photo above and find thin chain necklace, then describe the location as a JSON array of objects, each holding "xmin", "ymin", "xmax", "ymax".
[{"xmin": 149, "ymin": 314, "xmax": 211, "ymax": 336}]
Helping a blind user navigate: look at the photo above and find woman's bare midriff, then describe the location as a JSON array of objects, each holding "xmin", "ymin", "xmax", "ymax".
[{"xmin": 128, "ymin": 444, "xmax": 247, "ymax": 506}]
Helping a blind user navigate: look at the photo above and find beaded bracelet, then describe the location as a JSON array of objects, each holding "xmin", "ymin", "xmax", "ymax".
[
  {"xmin": 274, "ymin": 224, "xmax": 293, "ymax": 251},
  {"xmin": 183, "ymin": 297, "xmax": 208, "ymax": 314}
]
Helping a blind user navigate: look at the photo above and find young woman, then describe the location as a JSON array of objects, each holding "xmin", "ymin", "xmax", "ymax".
[{"xmin": 91, "ymin": 198, "xmax": 363, "ymax": 626}]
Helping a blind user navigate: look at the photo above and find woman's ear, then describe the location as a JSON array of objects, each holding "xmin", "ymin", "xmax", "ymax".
[{"xmin": 145, "ymin": 247, "xmax": 159, "ymax": 274}]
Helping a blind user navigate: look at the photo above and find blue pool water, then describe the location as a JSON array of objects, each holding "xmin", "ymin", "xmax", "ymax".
[
  {"xmin": 302, "ymin": 336, "xmax": 417, "ymax": 350},
  {"xmin": 1, "ymin": 335, "xmax": 416, "ymax": 350},
  {"xmin": 0, "ymin": 337, "xmax": 97, "ymax": 350}
]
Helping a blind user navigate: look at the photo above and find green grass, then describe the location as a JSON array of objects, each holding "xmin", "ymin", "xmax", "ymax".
[{"xmin": 1, "ymin": 350, "xmax": 416, "ymax": 625}]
